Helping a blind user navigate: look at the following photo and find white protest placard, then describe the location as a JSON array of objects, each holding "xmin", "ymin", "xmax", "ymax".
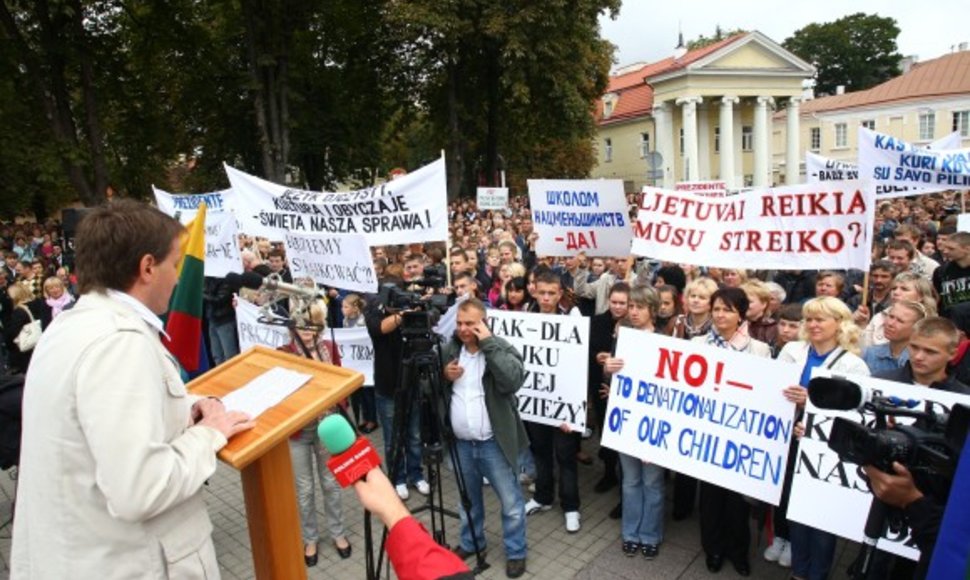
[
  {"xmin": 226, "ymin": 156, "xmax": 449, "ymax": 244},
  {"xmin": 600, "ymin": 329, "xmax": 799, "ymax": 505},
  {"xmin": 485, "ymin": 310, "xmax": 589, "ymax": 432},
  {"xmin": 675, "ymin": 180, "xmax": 728, "ymax": 197},
  {"xmin": 788, "ymin": 370, "xmax": 970, "ymax": 560},
  {"xmin": 808, "ymin": 131, "xmax": 962, "ymax": 199},
  {"xmin": 632, "ymin": 182, "xmax": 875, "ymax": 270},
  {"xmin": 528, "ymin": 179, "xmax": 631, "ymax": 257},
  {"xmin": 858, "ymin": 127, "xmax": 970, "ymax": 191},
  {"xmin": 477, "ymin": 187, "xmax": 509, "ymax": 210},
  {"xmin": 284, "ymin": 232, "xmax": 377, "ymax": 293},
  {"xmin": 958, "ymin": 213, "xmax": 970, "ymax": 233},
  {"xmin": 235, "ymin": 298, "xmax": 291, "ymax": 352},
  {"xmin": 332, "ymin": 326, "xmax": 374, "ymax": 385},
  {"xmin": 153, "ymin": 187, "xmax": 243, "ymax": 277},
  {"xmin": 153, "ymin": 187, "xmax": 236, "ymax": 216}
]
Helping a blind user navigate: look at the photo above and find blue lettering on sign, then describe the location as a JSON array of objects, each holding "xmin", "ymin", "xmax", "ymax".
[
  {"xmin": 677, "ymin": 428, "xmax": 783, "ymax": 484},
  {"xmin": 171, "ymin": 193, "xmax": 224, "ymax": 210},
  {"xmin": 545, "ymin": 190, "xmax": 600, "ymax": 207}
]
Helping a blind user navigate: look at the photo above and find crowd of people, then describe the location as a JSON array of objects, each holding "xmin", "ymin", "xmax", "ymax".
[{"xmin": 4, "ymin": 187, "xmax": 970, "ymax": 580}]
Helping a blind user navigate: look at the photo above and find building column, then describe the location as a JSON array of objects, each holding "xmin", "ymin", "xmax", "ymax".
[
  {"xmin": 719, "ymin": 96, "xmax": 739, "ymax": 189},
  {"xmin": 677, "ymin": 96, "xmax": 702, "ymax": 181},
  {"xmin": 653, "ymin": 101, "xmax": 674, "ymax": 188},
  {"xmin": 697, "ymin": 104, "xmax": 711, "ymax": 179},
  {"xmin": 785, "ymin": 97, "xmax": 801, "ymax": 185},
  {"xmin": 753, "ymin": 96, "xmax": 774, "ymax": 187}
]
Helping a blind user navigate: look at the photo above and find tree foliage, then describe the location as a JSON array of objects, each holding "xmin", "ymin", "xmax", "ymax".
[
  {"xmin": 0, "ymin": 0, "xmax": 618, "ymax": 214},
  {"xmin": 687, "ymin": 25, "xmax": 747, "ymax": 50},
  {"xmin": 783, "ymin": 12, "xmax": 901, "ymax": 96}
]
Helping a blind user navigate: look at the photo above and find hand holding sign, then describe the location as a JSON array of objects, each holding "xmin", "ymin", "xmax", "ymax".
[{"xmin": 783, "ymin": 385, "xmax": 807, "ymax": 406}]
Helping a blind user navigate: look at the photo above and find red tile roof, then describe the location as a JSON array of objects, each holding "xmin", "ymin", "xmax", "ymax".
[
  {"xmin": 798, "ymin": 51, "xmax": 970, "ymax": 115},
  {"xmin": 597, "ymin": 33, "xmax": 747, "ymax": 125}
]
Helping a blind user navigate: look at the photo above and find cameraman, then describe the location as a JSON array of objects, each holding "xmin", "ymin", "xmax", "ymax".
[
  {"xmin": 867, "ymin": 316, "xmax": 970, "ymax": 579},
  {"xmin": 365, "ymin": 277, "xmax": 431, "ymax": 500}
]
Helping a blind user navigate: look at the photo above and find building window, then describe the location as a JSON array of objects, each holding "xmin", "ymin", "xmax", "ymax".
[
  {"xmin": 603, "ymin": 100, "xmax": 613, "ymax": 118},
  {"xmin": 919, "ymin": 111, "xmax": 936, "ymax": 140},
  {"xmin": 810, "ymin": 127, "xmax": 821, "ymax": 151},
  {"xmin": 835, "ymin": 123, "xmax": 848, "ymax": 148},
  {"xmin": 953, "ymin": 111, "xmax": 970, "ymax": 137},
  {"xmin": 861, "ymin": 119, "xmax": 875, "ymax": 130},
  {"xmin": 639, "ymin": 132, "xmax": 650, "ymax": 158},
  {"xmin": 714, "ymin": 127, "xmax": 721, "ymax": 153},
  {"xmin": 604, "ymin": 138, "xmax": 612, "ymax": 162},
  {"xmin": 679, "ymin": 128, "xmax": 684, "ymax": 155},
  {"xmin": 741, "ymin": 126, "xmax": 753, "ymax": 151}
]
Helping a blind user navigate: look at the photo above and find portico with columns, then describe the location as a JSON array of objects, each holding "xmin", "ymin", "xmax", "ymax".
[{"xmin": 593, "ymin": 31, "xmax": 815, "ymax": 192}]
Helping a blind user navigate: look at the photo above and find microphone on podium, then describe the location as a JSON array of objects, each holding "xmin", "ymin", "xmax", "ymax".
[{"xmin": 318, "ymin": 414, "xmax": 382, "ymax": 488}]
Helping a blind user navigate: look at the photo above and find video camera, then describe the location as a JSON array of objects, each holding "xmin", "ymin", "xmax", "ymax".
[
  {"xmin": 377, "ymin": 267, "xmax": 451, "ymax": 340},
  {"xmin": 808, "ymin": 376, "xmax": 969, "ymax": 484}
]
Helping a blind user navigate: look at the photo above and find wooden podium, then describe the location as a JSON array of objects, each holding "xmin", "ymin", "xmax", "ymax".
[{"xmin": 188, "ymin": 345, "xmax": 364, "ymax": 580}]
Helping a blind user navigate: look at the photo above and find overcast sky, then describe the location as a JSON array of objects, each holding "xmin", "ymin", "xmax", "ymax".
[{"xmin": 600, "ymin": 1, "xmax": 969, "ymax": 72}]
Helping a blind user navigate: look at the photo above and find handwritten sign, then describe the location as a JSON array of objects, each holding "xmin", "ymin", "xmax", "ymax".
[
  {"xmin": 332, "ymin": 327, "xmax": 374, "ymax": 385},
  {"xmin": 675, "ymin": 180, "xmax": 728, "ymax": 197},
  {"xmin": 486, "ymin": 310, "xmax": 589, "ymax": 431},
  {"xmin": 235, "ymin": 299, "xmax": 375, "ymax": 384},
  {"xmin": 528, "ymin": 179, "xmax": 631, "ymax": 256},
  {"xmin": 226, "ymin": 156, "xmax": 448, "ymax": 244},
  {"xmin": 788, "ymin": 369, "xmax": 970, "ymax": 560},
  {"xmin": 153, "ymin": 187, "xmax": 243, "ymax": 277},
  {"xmin": 858, "ymin": 127, "xmax": 970, "ymax": 191},
  {"xmin": 600, "ymin": 329, "xmax": 799, "ymax": 505},
  {"xmin": 235, "ymin": 298, "xmax": 291, "ymax": 352},
  {"xmin": 477, "ymin": 187, "xmax": 509, "ymax": 210},
  {"xmin": 284, "ymin": 232, "xmax": 377, "ymax": 293},
  {"xmin": 808, "ymin": 130, "xmax": 962, "ymax": 199},
  {"xmin": 632, "ymin": 182, "xmax": 875, "ymax": 270}
]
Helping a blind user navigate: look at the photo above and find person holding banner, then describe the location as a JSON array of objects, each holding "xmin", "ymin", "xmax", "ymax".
[
  {"xmin": 602, "ymin": 286, "xmax": 665, "ymax": 560},
  {"xmin": 691, "ymin": 287, "xmax": 770, "ymax": 576},
  {"xmin": 523, "ymin": 269, "xmax": 582, "ymax": 533},
  {"xmin": 778, "ymin": 297, "xmax": 870, "ymax": 580},
  {"xmin": 343, "ymin": 294, "xmax": 377, "ymax": 434}
]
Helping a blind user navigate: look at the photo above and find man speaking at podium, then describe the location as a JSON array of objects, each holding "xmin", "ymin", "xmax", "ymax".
[{"xmin": 11, "ymin": 200, "xmax": 253, "ymax": 579}]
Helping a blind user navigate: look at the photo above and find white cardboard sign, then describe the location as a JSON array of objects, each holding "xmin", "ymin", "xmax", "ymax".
[
  {"xmin": 600, "ymin": 328, "xmax": 799, "ymax": 505},
  {"xmin": 528, "ymin": 179, "xmax": 631, "ymax": 257}
]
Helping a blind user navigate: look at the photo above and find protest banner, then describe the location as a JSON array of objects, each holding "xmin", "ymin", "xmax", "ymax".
[
  {"xmin": 528, "ymin": 179, "xmax": 631, "ymax": 256},
  {"xmin": 153, "ymin": 187, "xmax": 236, "ymax": 216},
  {"xmin": 485, "ymin": 310, "xmax": 589, "ymax": 432},
  {"xmin": 477, "ymin": 187, "xmax": 509, "ymax": 210},
  {"xmin": 284, "ymin": 232, "xmax": 376, "ymax": 293},
  {"xmin": 858, "ymin": 127, "xmax": 970, "ymax": 191},
  {"xmin": 332, "ymin": 327, "xmax": 374, "ymax": 385},
  {"xmin": 235, "ymin": 298, "xmax": 291, "ymax": 352},
  {"xmin": 632, "ymin": 182, "xmax": 875, "ymax": 270},
  {"xmin": 226, "ymin": 156, "xmax": 448, "ymax": 244},
  {"xmin": 153, "ymin": 187, "xmax": 243, "ymax": 277},
  {"xmin": 675, "ymin": 180, "xmax": 728, "ymax": 197},
  {"xmin": 807, "ymin": 131, "xmax": 962, "ymax": 199},
  {"xmin": 599, "ymin": 328, "xmax": 798, "ymax": 505},
  {"xmin": 787, "ymin": 369, "xmax": 970, "ymax": 560}
]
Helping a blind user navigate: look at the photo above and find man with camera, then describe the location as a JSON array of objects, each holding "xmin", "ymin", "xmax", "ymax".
[
  {"xmin": 866, "ymin": 316, "xmax": 970, "ymax": 579},
  {"xmin": 365, "ymin": 277, "xmax": 431, "ymax": 500},
  {"xmin": 441, "ymin": 298, "xmax": 529, "ymax": 578}
]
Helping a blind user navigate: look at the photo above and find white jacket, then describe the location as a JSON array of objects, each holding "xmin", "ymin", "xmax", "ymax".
[
  {"xmin": 12, "ymin": 292, "xmax": 227, "ymax": 579},
  {"xmin": 777, "ymin": 340, "xmax": 871, "ymax": 380}
]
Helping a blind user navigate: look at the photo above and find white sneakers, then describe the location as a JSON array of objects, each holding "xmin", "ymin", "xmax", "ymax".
[
  {"xmin": 415, "ymin": 480, "xmax": 431, "ymax": 495},
  {"xmin": 396, "ymin": 480, "xmax": 431, "ymax": 499},
  {"xmin": 565, "ymin": 511, "xmax": 581, "ymax": 533},
  {"xmin": 524, "ymin": 498, "xmax": 551, "ymax": 515},
  {"xmin": 764, "ymin": 538, "xmax": 791, "ymax": 567}
]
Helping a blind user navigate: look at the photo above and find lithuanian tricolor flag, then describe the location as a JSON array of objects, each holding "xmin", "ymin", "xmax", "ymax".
[{"xmin": 163, "ymin": 202, "xmax": 209, "ymax": 376}]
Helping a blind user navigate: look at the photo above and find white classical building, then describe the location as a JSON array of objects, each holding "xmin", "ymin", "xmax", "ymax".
[{"xmin": 591, "ymin": 31, "xmax": 815, "ymax": 191}]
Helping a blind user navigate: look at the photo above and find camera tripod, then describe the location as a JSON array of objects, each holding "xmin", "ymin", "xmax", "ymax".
[{"xmin": 364, "ymin": 329, "xmax": 489, "ymax": 579}]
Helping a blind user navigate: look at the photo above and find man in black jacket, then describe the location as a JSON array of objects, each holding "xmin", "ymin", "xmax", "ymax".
[{"xmin": 203, "ymin": 276, "xmax": 238, "ymax": 365}]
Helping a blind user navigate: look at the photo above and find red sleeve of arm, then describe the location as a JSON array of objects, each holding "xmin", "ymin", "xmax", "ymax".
[{"xmin": 386, "ymin": 516, "xmax": 470, "ymax": 580}]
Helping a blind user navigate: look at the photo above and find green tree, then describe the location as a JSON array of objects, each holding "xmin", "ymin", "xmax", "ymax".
[
  {"xmin": 687, "ymin": 25, "xmax": 747, "ymax": 50},
  {"xmin": 784, "ymin": 12, "xmax": 901, "ymax": 96}
]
